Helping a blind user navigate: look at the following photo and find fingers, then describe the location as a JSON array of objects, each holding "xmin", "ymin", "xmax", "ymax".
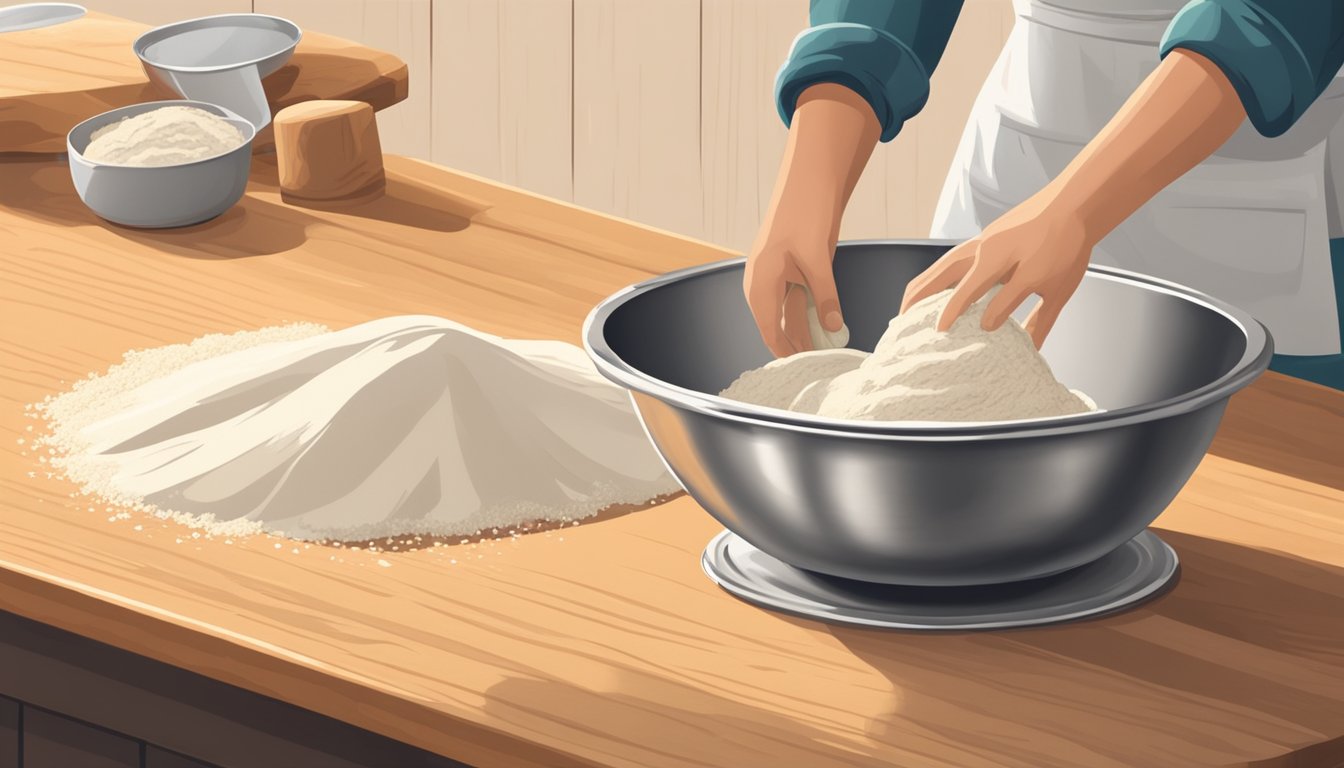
[
  {"xmin": 797, "ymin": 255, "xmax": 843, "ymax": 333},
  {"xmin": 1024, "ymin": 269, "xmax": 1086, "ymax": 347},
  {"xmin": 744, "ymin": 268, "xmax": 794, "ymax": 358},
  {"xmin": 1024, "ymin": 297, "xmax": 1066, "ymax": 348},
  {"xmin": 781, "ymin": 283, "xmax": 812, "ymax": 353},
  {"xmin": 901, "ymin": 241, "xmax": 975, "ymax": 314},
  {"xmin": 980, "ymin": 278, "xmax": 1031, "ymax": 332},
  {"xmin": 937, "ymin": 257, "xmax": 1012, "ymax": 332}
]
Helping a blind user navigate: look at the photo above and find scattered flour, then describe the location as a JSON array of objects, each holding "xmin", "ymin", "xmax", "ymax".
[
  {"xmin": 722, "ymin": 288, "xmax": 1097, "ymax": 422},
  {"xmin": 33, "ymin": 316, "xmax": 680, "ymax": 541},
  {"xmin": 84, "ymin": 105, "xmax": 245, "ymax": 167}
]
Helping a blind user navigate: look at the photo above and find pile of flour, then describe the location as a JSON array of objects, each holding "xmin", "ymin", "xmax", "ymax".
[
  {"xmin": 723, "ymin": 288, "xmax": 1097, "ymax": 422},
  {"xmin": 84, "ymin": 105, "xmax": 245, "ymax": 167},
  {"xmin": 35, "ymin": 316, "xmax": 679, "ymax": 541}
]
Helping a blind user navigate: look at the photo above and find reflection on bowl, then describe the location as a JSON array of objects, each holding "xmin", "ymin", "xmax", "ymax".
[
  {"xmin": 585, "ymin": 240, "xmax": 1272, "ymax": 586},
  {"xmin": 67, "ymin": 100, "xmax": 255, "ymax": 229}
]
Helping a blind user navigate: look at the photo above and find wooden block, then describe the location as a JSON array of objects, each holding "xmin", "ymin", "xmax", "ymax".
[
  {"xmin": 275, "ymin": 100, "xmax": 386, "ymax": 204},
  {"xmin": 22, "ymin": 709, "xmax": 139, "ymax": 768},
  {"xmin": 0, "ymin": 11, "xmax": 409, "ymax": 154}
]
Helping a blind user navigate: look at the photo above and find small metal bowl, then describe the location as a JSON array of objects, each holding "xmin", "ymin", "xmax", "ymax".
[
  {"xmin": 133, "ymin": 14, "xmax": 301, "ymax": 130},
  {"xmin": 67, "ymin": 100, "xmax": 255, "ymax": 229},
  {"xmin": 585, "ymin": 240, "xmax": 1272, "ymax": 586}
]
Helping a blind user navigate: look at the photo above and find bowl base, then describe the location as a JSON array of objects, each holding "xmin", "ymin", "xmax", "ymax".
[{"xmin": 701, "ymin": 530, "xmax": 1178, "ymax": 631}]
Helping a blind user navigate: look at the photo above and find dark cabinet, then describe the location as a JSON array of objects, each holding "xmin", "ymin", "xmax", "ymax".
[
  {"xmin": 143, "ymin": 746, "xmax": 212, "ymax": 768},
  {"xmin": 0, "ymin": 697, "xmax": 17, "ymax": 768},
  {"xmin": 0, "ymin": 611, "xmax": 462, "ymax": 768},
  {"xmin": 22, "ymin": 709, "xmax": 140, "ymax": 768}
]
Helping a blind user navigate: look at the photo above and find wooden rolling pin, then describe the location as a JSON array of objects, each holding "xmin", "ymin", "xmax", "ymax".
[{"xmin": 274, "ymin": 100, "xmax": 386, "ymax": 204}]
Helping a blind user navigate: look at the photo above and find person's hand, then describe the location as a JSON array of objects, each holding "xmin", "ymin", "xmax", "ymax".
[
  {"xmin": 900, "ymin": 193, "xmax": 1094, "ymax": 347},
  {"xmin": 744, "ymin": 83, "xmax": 880, "ymax": 358},
  {"xmin": 744, "ymin": 209, "xmax": 843, "ymax": 358}
]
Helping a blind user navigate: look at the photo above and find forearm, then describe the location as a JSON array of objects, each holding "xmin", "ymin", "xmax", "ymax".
[
  {"xmin": 765, "ymin": 84, "xmax": 882, "ymax": 242},
  {"xmin": 1043, "ymin": 49, "xmax": 1246, "ymax": 240}
]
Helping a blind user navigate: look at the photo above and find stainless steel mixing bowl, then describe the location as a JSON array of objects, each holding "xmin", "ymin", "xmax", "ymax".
[{"xmin": 585, "ymin": 240, "xmax": 1272, "ymax": 586}]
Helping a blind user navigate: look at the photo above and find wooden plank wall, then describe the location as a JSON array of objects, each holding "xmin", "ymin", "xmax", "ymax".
[
  {"xmin": 73, "ymin": 0, "xmax": 1015, "ymax": 252},
  {"xmin": 573, "ymin": 0, "xmax": 702, "ymax": 239},
  {"xmin": 74, "ymin": 0, "xmax": 252, "ymax": 26},
  {"xmin": 254, "ymin": 0, "xmax": 434, "ymax": 161},
  {"xmin": 431, "ymin": 0, "xmax": 574, "ymax": 202}
]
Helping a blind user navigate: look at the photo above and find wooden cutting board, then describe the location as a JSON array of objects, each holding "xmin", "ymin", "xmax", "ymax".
[{"xmin": 0, "ymin": 10, "xmax": 408, "ymax": 154}]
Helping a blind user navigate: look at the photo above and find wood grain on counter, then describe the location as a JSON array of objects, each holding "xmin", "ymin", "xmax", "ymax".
[
  {"xmin": 1, "ymin": 154, "xmax": 1343, "ymax": 768},
  {"xmin": 0, "ymin": 11, "xmax": 408, "ymax": 154}
]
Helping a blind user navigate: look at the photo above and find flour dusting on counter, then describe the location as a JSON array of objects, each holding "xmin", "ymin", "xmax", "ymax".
[{"xmin": 33, "ymin": 317, "xmax": 680, "ymax": 542}]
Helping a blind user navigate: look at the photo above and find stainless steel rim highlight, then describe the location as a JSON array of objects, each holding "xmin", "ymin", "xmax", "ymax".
[{"xmin": 132, "ymin": 13, "xmax": 302, "ymax": 73}]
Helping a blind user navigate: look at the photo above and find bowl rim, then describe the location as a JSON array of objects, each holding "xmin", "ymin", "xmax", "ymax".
[
  {"xmin": 0, "ymin": 3, "xmax": 86, "ymax": 33},
  {"xmin": 583, "ymin": 239, "xmax": 1274, "ymax": 442},
  {"xmin": 67, "ymin": 99, "xmax": 257, "ymax": 169},
  {"xmin": 132, "ymin": 13, "xmax": 302, "ymax": 75}
]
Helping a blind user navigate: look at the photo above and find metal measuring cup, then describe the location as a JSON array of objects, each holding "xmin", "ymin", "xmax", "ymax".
[{"xmin": 133, "ymin": 13, "xmax": 301, "ymax": 131}]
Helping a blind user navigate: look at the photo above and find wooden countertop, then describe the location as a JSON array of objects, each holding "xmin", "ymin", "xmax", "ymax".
[
  {"xmin": 0, "ymin": 10, "xmax": 408, "ymax": 154},
  {"xmin": 2, "ymin": 153, "xmax": 1343, "ymax": 768}
]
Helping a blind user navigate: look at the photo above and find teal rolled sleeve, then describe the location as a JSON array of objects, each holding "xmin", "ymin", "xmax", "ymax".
[
  {"xmin": 1161, "ymin": 0, "xmax": 1344, "ymax": 137},
  {"xmin": 775, "ymin": 3, "xmax": 963, "ymax": 143}
]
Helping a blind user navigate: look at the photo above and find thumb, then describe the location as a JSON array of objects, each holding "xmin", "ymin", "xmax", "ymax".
[{"xmin": 799, "ymin": 256, "xmax": 843, "ymax": 332}]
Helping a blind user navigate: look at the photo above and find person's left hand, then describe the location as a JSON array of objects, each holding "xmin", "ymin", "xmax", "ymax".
[{"xmin": 900, "ymin": 192, "xmax": 1094, "ymax": 347}]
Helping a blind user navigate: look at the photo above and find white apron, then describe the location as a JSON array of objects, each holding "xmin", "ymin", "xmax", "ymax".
[{"xmin": 931, "ymin": 0, "xmax": 1344, "ymax": 355}]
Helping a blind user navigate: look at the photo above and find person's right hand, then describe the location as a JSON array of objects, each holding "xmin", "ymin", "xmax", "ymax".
[{"xmin": 744, "ymin": 210, "xmax": 844, "ymax": 358}]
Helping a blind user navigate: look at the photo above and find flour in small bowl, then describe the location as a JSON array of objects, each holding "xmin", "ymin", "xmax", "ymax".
[
  {"xmin": 83, "ymin": 105, "xmax": 245, "ymax": 167},
  {"xmin": 722, "ymin": 288, "xmax": 1097, "ymax": 423}
]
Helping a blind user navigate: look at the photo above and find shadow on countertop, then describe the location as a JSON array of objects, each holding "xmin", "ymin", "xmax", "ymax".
[
  {"xmin": 820, "ymin": 530, "xmax": 1344, "ymax": 767},
  {"xmin": 0, "ymin": 156, "xmax": 308, "ymax": 258},
  {"xmin": 274, "ymin": 176, "xmax": 473, "ymax": 234},
  {"xmin": 1207, "ymin": 373, "xmax": 1344, "ymax": 492},
  {"xmin": 0, "ymin": 153, "xmax": 476, "ymax": 261}
]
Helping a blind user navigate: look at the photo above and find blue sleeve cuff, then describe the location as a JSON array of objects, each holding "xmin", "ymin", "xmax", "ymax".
[
  {"xmin": 1160, "ymin": 0, "xmax": 1317, "ymax": 138},
  {"xmin": 775, "ymin": 23, "xmax": 932, "ymax": 143}
]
